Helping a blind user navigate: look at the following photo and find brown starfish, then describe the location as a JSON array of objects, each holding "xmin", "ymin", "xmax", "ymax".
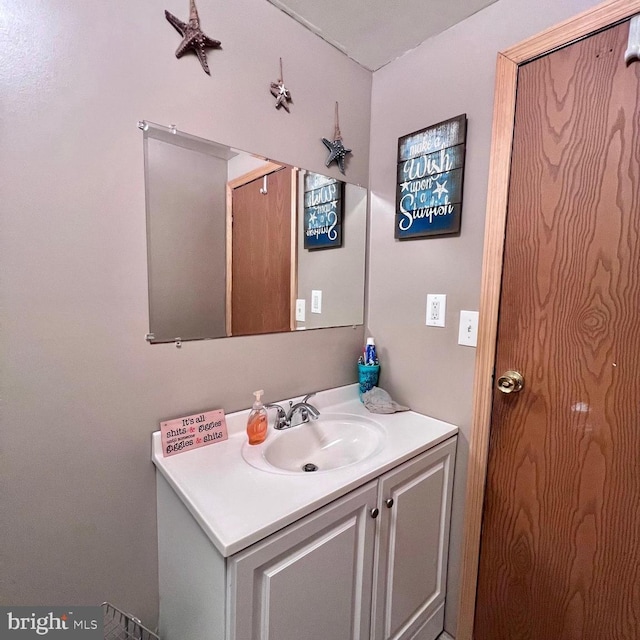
[
  {"xmin": 270, "ymin": 81, "xmax": 292, "ymax": 112},
  {"xmin": 165, "ymin": 0, "xmax": 221, "ymax": 75}
]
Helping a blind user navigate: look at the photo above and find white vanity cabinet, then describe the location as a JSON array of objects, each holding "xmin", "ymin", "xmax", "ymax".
[
  {"xmin": 228, "ymin": 481, "xmax": 378, "ymax": 640},
  {"xmin": 371, "ymin": 437, "xmax": 456, "ymax": 640},
  {"xmin": 156, "ymin": 436, "xmax": 456, "ymax": 640}
]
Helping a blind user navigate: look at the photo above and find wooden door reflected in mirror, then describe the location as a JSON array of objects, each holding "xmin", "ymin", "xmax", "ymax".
[{"xmin": 229, "ymin": 165, "xmax": 296, "ymax": 336}]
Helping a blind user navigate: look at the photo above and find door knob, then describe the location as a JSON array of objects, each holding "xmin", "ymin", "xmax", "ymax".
[{"xmin": 497, "ymin": 370, "xmax": 524, "ymax": 394}]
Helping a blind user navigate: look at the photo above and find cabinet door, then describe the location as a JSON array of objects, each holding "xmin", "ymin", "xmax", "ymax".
[
  {"xmin": 372, "ymin": 437, "xmax": 457, "ymax": 640},
  {"xmin": 228, "ymin": 481, "xmax": 378, "ymax": 640}
]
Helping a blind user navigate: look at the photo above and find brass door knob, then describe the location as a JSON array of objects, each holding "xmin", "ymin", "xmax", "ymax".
[{"xmin": 497, "ymin": 370, "xmax": 524, "ymax": 394}]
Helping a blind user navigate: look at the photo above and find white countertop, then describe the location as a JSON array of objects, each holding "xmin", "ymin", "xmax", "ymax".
[{"xmin": 151, "ymin": 384, "xmax": 458, "ymax": 557}]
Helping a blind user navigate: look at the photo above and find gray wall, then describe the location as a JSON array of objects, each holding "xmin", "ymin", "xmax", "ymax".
[
  {"xmin": 146, "ymin": 136, "xmax": 228, "ymax": 341},
  {"xmin": 367, "ymin": 0, "xmax": 603, "ymax": 634},
  {"xmin": 297, "ymin": 179, "xmax": 367, "ymax": 329},
  {"xmin": 0, "ymin": 0, "xmax": 370, "ymax": 625}
]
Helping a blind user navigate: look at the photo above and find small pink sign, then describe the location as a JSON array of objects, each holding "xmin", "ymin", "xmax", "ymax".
[{"xmin": 161, "ymin": 409, "xmax": 228, "ymax": 457}]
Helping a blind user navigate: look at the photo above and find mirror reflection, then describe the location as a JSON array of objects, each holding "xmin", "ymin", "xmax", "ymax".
[{"xmin": 142, "ymin": 122, "xmax": 367, "ymax": 343}]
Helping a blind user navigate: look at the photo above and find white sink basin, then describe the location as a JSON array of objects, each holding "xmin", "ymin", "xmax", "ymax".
[{"xmin": 241, "ymin": 413, "xmax": 385, "ymax": 474}]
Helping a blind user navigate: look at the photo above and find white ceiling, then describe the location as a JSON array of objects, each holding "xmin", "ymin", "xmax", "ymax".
[{"xmin": 267, "ymin": 0, "xmax": 500, "ymax": 71}]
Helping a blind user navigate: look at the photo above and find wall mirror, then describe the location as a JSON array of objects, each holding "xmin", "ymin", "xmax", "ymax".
[{"xmin": 142, "ymin": 121, "xmax": 367, "ymax": 343}]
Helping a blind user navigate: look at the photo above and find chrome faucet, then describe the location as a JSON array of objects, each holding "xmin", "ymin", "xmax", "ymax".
[
  {"xmin": 264, "ymin": 402, "xmax": 288, "ymax": 430},
  {"xmin": 287, "ymin": 393, "xmax": 320, "ymax": 427},
  {"xmin": 265, "ymin": 393, "xmax": 320, "ymax": 430}
]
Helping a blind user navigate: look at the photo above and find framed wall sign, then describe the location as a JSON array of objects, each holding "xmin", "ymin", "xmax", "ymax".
[
  {"xmin": 395, "ymin": 114, "xmax": 467, "ymax": 239},
  {"xmin": 303, "ymin": 172, "xmax": 343, "ymax": 249}
]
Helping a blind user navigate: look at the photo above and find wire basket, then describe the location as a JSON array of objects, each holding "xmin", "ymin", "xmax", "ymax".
[{"xmin": 102, "ymin": 603, "xmax": 159, "ymax": 640}]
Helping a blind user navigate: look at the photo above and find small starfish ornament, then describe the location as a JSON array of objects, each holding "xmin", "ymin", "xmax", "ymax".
[
  {"xmin": 322, "ymin": 102, "xmax": 351, "ymax": 175},
  {"xmin": 165, "ymin": 0, "xmax": 221, "ymax": 75},
  {"xmin": 270, "ymin": 81, "xmax": 292, "ymax": 111},
  {"xmin": 322, "ymin": 137, "xmax": 351, "ymax": 175},
  {"xmin": 270, "ymin": 58, "xmax": 292, "ymax": 112}
]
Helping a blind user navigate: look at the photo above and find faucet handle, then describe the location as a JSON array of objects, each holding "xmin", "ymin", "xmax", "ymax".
[
  {"xmin": 265, "ymin": 403, "xmax": 288, "ymax": 429},
  {"xmin": 302, "ymin": 393, "xmax": 320, "ymax": 419},
  {"xmin": 265, "ymin": 402, "xmax": 285, "ymax": 416},
  {"xmin": 264, "ymin": 402, "xmax": 287, "ymax": 419}
]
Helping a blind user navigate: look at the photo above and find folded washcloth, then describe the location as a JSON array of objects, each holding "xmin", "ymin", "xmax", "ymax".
[{"xmin": 362, "ymin": 387, "xmax": 410, "ymax": 414}]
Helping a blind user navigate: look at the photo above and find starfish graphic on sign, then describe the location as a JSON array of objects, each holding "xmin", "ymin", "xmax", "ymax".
[{"xmin": 433, "ymin": 179, "xmax": 448, "ymax": 198}]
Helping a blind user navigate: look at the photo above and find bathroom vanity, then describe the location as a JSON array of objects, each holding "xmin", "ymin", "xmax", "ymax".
[{"xmin": 152, "ymin": 385, "xmax": 458, "ymax": 640}]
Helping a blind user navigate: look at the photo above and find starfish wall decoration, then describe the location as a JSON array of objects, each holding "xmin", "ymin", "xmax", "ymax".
[
  {"xmin": 270, "ymin": 58, "xmax": 292, "ymax": 112},
  {"xmin": 165, "ymin": 0, "xmax": 221, "ymax": 75},
  {"xmin": 322, "ymin": 137, "xmax": 351, "ymax": 175},
  {"xmin": 322, "ymin": 102, "xmax": 352, "ymax": 175}
]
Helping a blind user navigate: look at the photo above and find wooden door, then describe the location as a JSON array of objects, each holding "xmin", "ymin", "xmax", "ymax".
[
  {"xmin": 231, "ymin": 166, "xmax": 293, "ymax": 336},
  {"xmin": 227, "ymin": 482, "xmax": 377, "ymax": 640},
  {"xmin": 475, "ymin": 21, "xmax": 640, "ymax": 639},
  {"xmin": 372, "ymin": 438, "xmax": 456, "ymax": 640}
]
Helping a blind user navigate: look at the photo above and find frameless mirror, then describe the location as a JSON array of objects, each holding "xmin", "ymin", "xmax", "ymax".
[{"xmin": 142, "ymin": 122, "xmax": 367, "ymax": 343}]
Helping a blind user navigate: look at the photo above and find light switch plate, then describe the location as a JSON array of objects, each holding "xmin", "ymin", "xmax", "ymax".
[
  {"xmin": 311, "ymin": 290, "xmax": 322, "ymax": 314},
  {"xmin": 458, "ymin": 310, "xmax": 479, "ymax": 346},
  {"xmin": 295, "ymin": 299, "xmax": 306, "ymax": 322},
  {"xmin": 426, "ymin": 294, "xmax": 446, "ymax": 327}
]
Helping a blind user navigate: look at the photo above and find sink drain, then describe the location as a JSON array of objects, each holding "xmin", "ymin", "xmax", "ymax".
[{"xmin": 302, "ymin": 463, "xmax": 319, "ymax": 472}]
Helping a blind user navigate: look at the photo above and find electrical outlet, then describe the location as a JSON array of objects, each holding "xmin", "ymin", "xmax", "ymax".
[
  {"xmin": 458, "ymin": 310, "xmax": 479, "ymax": 346},
  {"xmin": 426, "ymin": 294, "xmax": 446, "ymax": 327},
  {"xmin": 295, "ymin": 299, "xmax": 306, "ymax": 322},
  {"xmin": 311, "ymin": 290, "xmax": 322, "ymax": 314}
]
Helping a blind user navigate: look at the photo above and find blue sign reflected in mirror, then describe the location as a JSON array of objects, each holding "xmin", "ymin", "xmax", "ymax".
[{"xmin": 303, "ymin": 172, "xmax": 343, "ymax": 249}]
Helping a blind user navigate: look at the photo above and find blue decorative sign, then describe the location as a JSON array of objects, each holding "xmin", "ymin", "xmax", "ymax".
[
  {"xmin": 395, "ymin": 114, "xmax": 467, "ymax": 239},
  {"xmin": 303, "ymin": 172, "xmax": 343, "ymax": 249}
]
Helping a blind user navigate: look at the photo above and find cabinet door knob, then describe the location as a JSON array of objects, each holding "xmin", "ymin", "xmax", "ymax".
[
  {"xmin": 370, "ymin": 507, "xmax": 380, "ymax": 519},
  {"xmin": 385, "ymin": 498, "xmax": 394, "ymax": 508}
]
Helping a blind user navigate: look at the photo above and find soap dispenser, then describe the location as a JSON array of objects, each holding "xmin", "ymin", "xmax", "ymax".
[{"xmin": 246, "ymin": 390, "xmax": 268, "ymax": 445}]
